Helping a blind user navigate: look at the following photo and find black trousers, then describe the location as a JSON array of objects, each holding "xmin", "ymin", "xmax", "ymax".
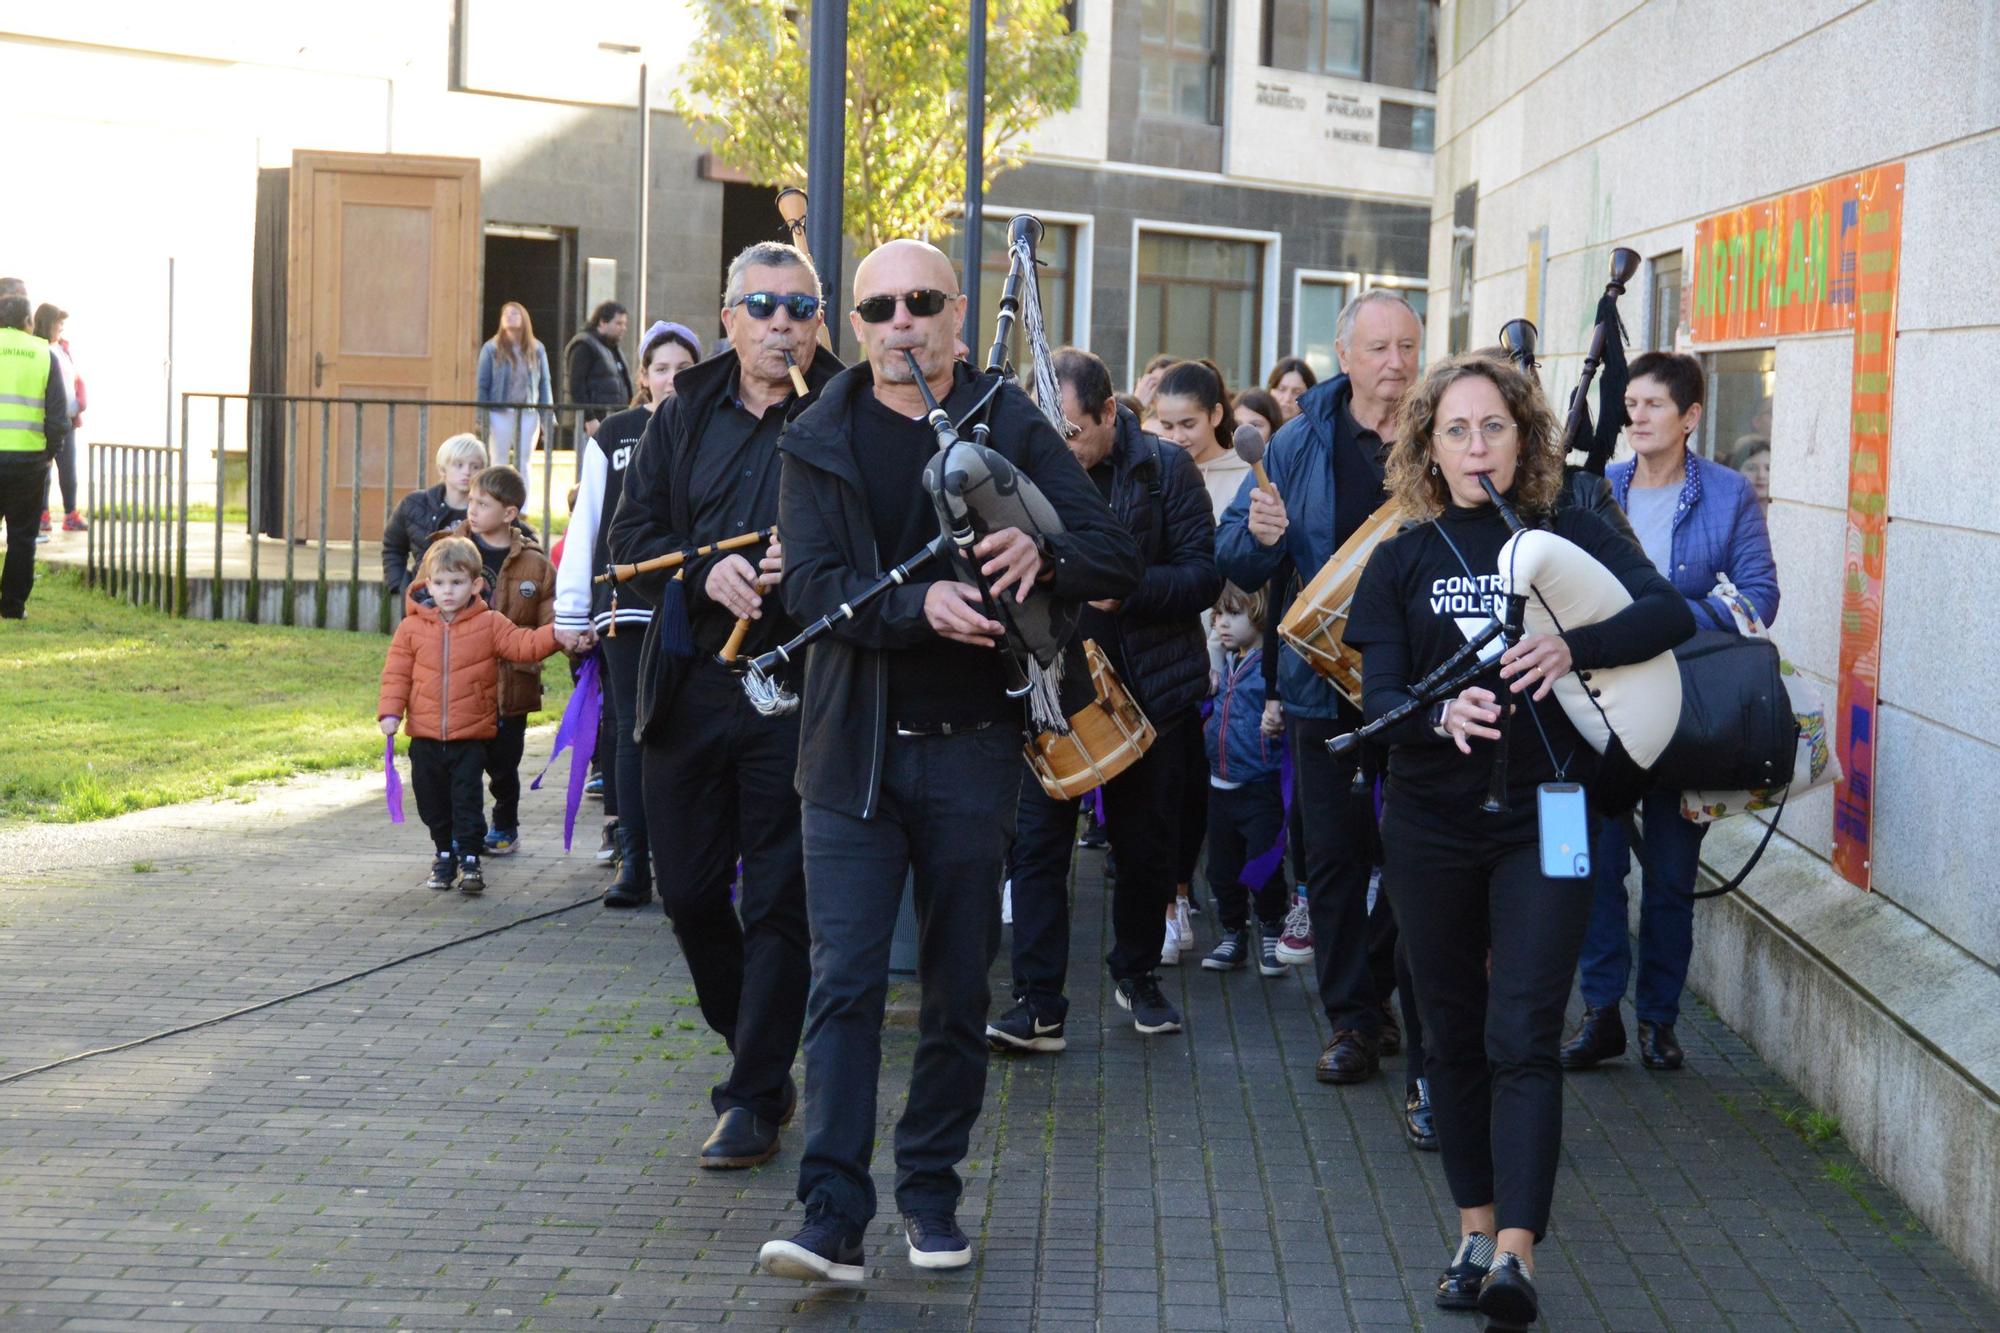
[
  {"xmin": 1206, "ymin": 777, "xmax": 1289, "ymax": 933},
  {"xmin": 641, "ymin": 658, "xmax": 808, "ymax": 1121},
  {"xmin": 1379, "ymin": 800, "xmax": 1594, "ymax": 1240},
  {"xmin": 1289, "ymin": 712, "xmax": 1380, "ymax": 1036},
  {"xmin": 484, "ymin": 713, "xmax": 527, "ymax": 834},
  {"xmin": 409, "ymin": 737, "xmax": 487, "ymax": 855},
  {"xmin": 797, "ymin": 725, "xmax": 1019, "ymax": 1226},
  {"xmin": 600, "ymin": 629, "xmax": 647, "ymax": 865},
  {"xmin": 0, "ymin": 459, "xmax": 48, "ymax": 617},
  {"xmin": 1172, "ymin": 715, "xmax": 1208, "ymax": 887},
  {"xmin": 45, "ymin": 426, "xmax": 76, "ymax": 514},
  {"xmin": 1366, "ymin": 887, "xmax": 1427, "ymax": 1082},
  {"xmin": 1008, "ymin": 712, "xmax": 1190, "ymax": 1019}
]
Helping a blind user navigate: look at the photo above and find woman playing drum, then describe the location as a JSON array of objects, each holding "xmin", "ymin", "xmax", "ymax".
[{"xmin": 1341, "ymin": 354, "xmax": 1692, "ymax": 1329}]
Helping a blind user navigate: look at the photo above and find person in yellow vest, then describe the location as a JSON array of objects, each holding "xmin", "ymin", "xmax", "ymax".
[{"xmin": 0, "ymin": 294, "xmax": 70, "ymax": 619}]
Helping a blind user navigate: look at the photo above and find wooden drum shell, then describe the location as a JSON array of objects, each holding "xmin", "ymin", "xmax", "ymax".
[{"xmin": 1024, "ymin": 640, "xmax": 1157, "ymax": 800}]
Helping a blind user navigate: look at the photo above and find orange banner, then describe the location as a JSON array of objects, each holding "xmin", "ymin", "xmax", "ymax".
[{"xmin": 1691, "ymin": 165, "xmax": 1904, "ymax": 889}]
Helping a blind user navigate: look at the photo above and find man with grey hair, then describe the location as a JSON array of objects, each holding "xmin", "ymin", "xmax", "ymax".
[
  {"xmin": 608, "ymin": 242, "xmax": 836, "ymax": 1169},
  {"xmin": 1216, "ymin": 289, "xmax": 1427, "ymax": 1103}
]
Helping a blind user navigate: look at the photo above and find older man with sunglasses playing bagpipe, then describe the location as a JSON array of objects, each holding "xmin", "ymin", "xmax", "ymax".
[
  {"xmin": 606, "ymin": 242, "xmax": 841, "ymax": 1171},
  {"xmin": 754, "ymin": 239, "xmax": 1141, "ymax": 1284}
]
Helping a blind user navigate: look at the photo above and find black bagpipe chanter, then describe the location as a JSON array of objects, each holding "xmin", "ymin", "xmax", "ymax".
[
  {"xmin": 1331, "ymin": 261, "xmax": 1799, "ymax": 818},
  {"xmin": 731, "ymin": 215, "xmax": 1156, "ymax": 800}
]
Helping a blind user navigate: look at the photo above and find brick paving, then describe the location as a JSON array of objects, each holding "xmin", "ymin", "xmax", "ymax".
[{"xmin": 1, "ymin": 766, "xmax": 1995, "ymax": 1330}]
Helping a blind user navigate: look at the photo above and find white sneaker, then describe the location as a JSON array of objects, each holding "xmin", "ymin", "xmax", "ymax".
[
  {"xmin": 1174, "ymin": 897, "xmax": 1195, "ymax": 953},
  {"xmin": 1001, "ymin": 878, "xmax": 1012, "ymax": 926},
  {"xmin": 1160, "ymin": 913, "xmax": 1182, "ymax": 966}
]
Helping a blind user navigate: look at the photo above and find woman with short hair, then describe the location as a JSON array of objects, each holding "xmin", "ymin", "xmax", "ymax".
[{"xmin": 1344, "ymin": 353, "xmax": 1692, "ymax": 1328}]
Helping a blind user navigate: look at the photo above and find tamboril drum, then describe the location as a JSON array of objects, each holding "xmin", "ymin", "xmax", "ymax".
[
  {"xmin": 1025, "ymin": 639, "xmax": 1157, "ymax": 800},
  {"xmin": 1278, "ymin": 500, "xmax": 1403, "ymax": 706}
]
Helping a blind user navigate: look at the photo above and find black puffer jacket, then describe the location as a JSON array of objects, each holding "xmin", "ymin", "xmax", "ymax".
[
  {"xmin": 778, "ymin": 362, "xmax": 1144, "ymax": 819},
  {"xmin": 1093, "ymin": 407, "xmax": 1219, "ymax": 724},
  {"xmin": 381, "ymin": 484, "xmax": 465, "ymax": 595}
]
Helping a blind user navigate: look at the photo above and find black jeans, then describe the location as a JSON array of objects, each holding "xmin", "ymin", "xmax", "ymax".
[
  {"xmin": 409, "ymin": 737, "xmax": 487, "ymax": 855},
  {"xmin": 1380, "ymin": 800, "xmax": 1594, "ymax": 1239},
  {"xmin": 1206, "ymin": 777, "xmax": 1289, "ymax": 933},
  {"xmin": 485, "ymin": 713, "xmax": 527, "ymax": 834},
  {"xmin": 797, "ymin": 724, "xmax": 1019, "ymax": 1227},
  {"xmin": 0, "ymin": 459, "xmax": 48, "ymax": 617},
  {"xmin": 1366, "ymin": 887, "xmax": 1426, "ymax": 1082},
  {"xmin": 1173, "ymin": 716, "xmax": 1208, "ymax": 887},
  {"xmin": 1289, "ymin": 712, "xmax": 1380, "ymax": 1036},
  {"xmin": 641, "ymin": 658, "xmax": 808, "ymax": 1121},
  {"xmin": 1008, "ymin": 712, "xmax": 1189, "ymax": 1019},
  {"xmin": 45, "ymin": 426, "xmax": 76, "ymax": 514},
  {"xmin": 600, "ymin": 631, "xmax": 649, "ymax": 866}
]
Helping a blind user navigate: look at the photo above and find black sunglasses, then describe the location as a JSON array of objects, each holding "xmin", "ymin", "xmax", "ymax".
[
  {"xmin": 733, "ymin": 292, "xmax": 823, "ymax": 321},
  {"xmin": 853, "ymin": 288, "xmax": 953, "ymax": 324}
]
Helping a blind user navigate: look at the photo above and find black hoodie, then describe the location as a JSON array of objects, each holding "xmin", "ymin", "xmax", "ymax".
[{"xmin": 777, "ymin": 361, "xmax": 1144, "ymax": 819}]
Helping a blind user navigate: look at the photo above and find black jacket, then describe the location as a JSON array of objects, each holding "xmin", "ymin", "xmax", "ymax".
[
  {"xmin": 778, "ymin": 362, "xmax": 1144, "ymax": 818},
  {"xmin": 381, "ymin": 484, "xmax": 465, "ymax": 595},
  {"xmin": 563, "ymin": 331, "xmax": 632, "ymax": 419},
  {"xmin": 610, "ymin": 345, "xmax": 844, "ymax": 736},
  {"xmin": 1092, "ymin": 407, "xmax": 1220, "ymax": 724}
]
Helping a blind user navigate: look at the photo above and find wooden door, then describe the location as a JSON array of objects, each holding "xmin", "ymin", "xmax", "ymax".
[{"xmin": 288, "ymin": 151, "xmax": 480, "ymax": 543}]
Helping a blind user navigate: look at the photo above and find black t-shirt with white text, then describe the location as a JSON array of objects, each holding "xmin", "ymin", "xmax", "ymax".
[{"xmin": 1343, "ymin": 498, "xmax": 1684, "ymax": 820}]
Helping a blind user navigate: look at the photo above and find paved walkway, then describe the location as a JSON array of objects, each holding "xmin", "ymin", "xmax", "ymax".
[{"xmin": 1, "ymin": 766, "xmax": 1994, "ymax": 1331}]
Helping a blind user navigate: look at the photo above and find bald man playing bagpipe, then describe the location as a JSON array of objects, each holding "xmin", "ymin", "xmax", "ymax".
[{"xmin": 756, "ymin": 240, "xmax": 1141, "ymax": 1283}]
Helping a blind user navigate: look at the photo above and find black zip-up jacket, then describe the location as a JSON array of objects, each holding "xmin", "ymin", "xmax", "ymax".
[
  {"xmin": 778, "ymin": 362, "xmax": 1145, "ymax": 819},
  {"xmin": 1093, "ymin": 406, "xmax": 1220, "ymax": 724},
  {"xmin": 382, "ymin": 484, "xmax": 465, "ymax": 595},
  {"xmin": 610, "ymin": 345, "xmax": 844, "ymax": 736}
]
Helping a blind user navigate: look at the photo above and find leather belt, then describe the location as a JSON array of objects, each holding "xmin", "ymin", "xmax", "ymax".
[{"xmin": 892, "ymin": 720, "xmax": 996, "ymax": 738}]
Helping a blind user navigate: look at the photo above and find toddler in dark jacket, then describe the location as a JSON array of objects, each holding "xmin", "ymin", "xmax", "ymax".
[{"xmin": 1200, "ymin": 584, "xmax": 1290, "ymax": 976}]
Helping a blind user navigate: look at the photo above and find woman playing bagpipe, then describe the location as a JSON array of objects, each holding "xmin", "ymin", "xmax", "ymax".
[{"xmin": 1339, "ymin": 354, "xmax": 1694, "ymax": 1329}]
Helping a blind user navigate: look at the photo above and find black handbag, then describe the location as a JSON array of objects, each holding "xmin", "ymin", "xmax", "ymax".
[{"xmin": 1648, "ymin": 630, "xmax": 1800, "ymax": 792}]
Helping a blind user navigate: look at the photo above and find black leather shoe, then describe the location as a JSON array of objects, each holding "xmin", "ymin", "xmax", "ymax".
[
  {"xmin": 1477, "ymin": 1252, "xmax": 1538, "ymax": 1328},
  {"xmin": 1404, "ymin": 1078, "xmax": 1437, "ymax": 1151},
  {"xmin": 778, "ymin": 1075, "xmax": 799, "ymax": 1128},
  {"xmin": 1559, "ymin": 1004, "xmax": 1626, "ymax": 1070},
  {"xmin": 602, "ymin": 823, "xmax": 650, "ymax": 908},
  {"xmin": 1377, "ymin": 999, "xmax": 1402, "ymax": 1057},
  {"xmin": 1637, "ymin": 1020, "xmax": 1685, "ymax": 1070},
  {"xmin": 699, "ymin": 1107, "xmax": 781, "ymax": 1169},
  {"xmin": 1314, "ymin": 1029, "xmax": 1379, "ymax": 1085},
  {"xmin": 1435, "ymin": 1232, "xmax": 1493, "ymax": 1311}
]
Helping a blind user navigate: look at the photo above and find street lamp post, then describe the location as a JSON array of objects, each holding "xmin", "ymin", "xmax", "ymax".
[
  {"xmin": 600, "ymin": 42, "xmax": 649, "ymax": 323},
  {"xmin": 807, "ymin": 1, "xmax": 848, "ymax": 355},
  {"xmin": 965, "ymin": 0, "xmax": 987, "ymax": 349}
]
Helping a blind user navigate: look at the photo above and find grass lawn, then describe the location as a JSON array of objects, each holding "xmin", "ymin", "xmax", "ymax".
[{"xmin": 0, "ymin": 565, "xmax": 572, "ymax": 824}]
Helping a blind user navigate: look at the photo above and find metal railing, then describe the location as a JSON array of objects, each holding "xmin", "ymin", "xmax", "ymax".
[{"xmin": 86, "ymin": 393, "xmax": 619, "ymax": 631}]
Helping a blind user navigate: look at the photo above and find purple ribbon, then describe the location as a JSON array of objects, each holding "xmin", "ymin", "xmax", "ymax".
[
  {"xmin": 383, "ymin": 735, "xmax": 404, "ymax": 824},
  {"xmin": 530, "ymin": 653, "xmax": 602, "ymax": 851},
  {"xmin": 1238, "ymin": 744, "xmax": 1292, "ymax": 890}
]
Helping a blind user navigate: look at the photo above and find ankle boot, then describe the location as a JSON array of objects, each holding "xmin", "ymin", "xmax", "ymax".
[
  {"xmin": 603, "ymin": 820, "xmax": 651, "ymax": 908},
  {"xmin": 1560, "ymin": 1003, "xmax": 1627, "ymax": 1070}
]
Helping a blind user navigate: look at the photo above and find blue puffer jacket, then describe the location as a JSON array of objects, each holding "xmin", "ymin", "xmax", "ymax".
[
  {"xmin": 1607, "ymin": 451, "xmax": 1779, "ymax": 630},
  {"xmin": 1215, "ymin": 374, "xmax": 1364, "ymax": 719},
  {"xmin": 1204, "ymin": 648, "xmax": 1281, "ymax": 784}
]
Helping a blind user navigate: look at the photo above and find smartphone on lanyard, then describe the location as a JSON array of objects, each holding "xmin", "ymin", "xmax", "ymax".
[{"xmin": 1537, "ymin": 783, "xmax": 1591, "ymax": 879}]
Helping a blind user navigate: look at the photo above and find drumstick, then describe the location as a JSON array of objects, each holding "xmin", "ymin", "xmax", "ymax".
[
  {"xmin": 783, "ymin": 349, "xmax": 810, "ymax": 398},
  {"xmin": 1233, "ymin": 424, "xmax": 1278, "ymax": 500}
]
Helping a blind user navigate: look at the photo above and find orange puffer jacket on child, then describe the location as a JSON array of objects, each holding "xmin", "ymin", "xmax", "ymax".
[{"xmin": 378, "ymin": 585, "xmax": 559, "ymax": 741}]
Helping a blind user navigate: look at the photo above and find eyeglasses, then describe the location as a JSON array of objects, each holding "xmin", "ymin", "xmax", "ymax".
[
  {"xmin": 733, "ymin": 292, "xmax": 823, "ymax": 321},
  {"xmin": 853, "ymin": 289, "xmax": 953, "ymax": 324},
  {"xmin": 1432, "ymin": 420, "xmax": 1517, "ymax": 451}
]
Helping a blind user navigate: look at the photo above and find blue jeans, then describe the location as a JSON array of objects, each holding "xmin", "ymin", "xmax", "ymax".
[
  {"xmin": 795, "ymin": 726, "xmax": 1020, "ymax": 1227},
  {"xmin": 1579, "ymin": 791, "xmax": 1708, "ymax": 1026}
]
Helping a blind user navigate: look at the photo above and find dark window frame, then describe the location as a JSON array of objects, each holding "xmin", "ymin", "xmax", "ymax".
[
  {"xmin": 1260, "ymin": 0, "xmax": 1436, "ymax": 92},
  {"xmin": 1134, "ymin": 228, "xmax": 1267, "ymax": 389},
  {"xmin": 1140, "ymin": 0, "xmax": 1227, "ymax": 125}
]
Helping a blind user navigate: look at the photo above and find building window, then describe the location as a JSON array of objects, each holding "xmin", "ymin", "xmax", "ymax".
[
  {"xmin": 1263, "ymin": 0, "xmax": 1435, "ymax": 92},
  {"xmin": 1702, "ymin": 348, "xmax": 1775, "ymax": 513},
  {"xmin": 1648, "ymin": 251, "xmax": 1683, "ymax": 351},
  {"xmin": 1141, "ymin": 0, "xmax": 1223, "ymax": 123},
  {"xmin": 1135, "ymin": 230, "xmax": 1264, "ymax": 390},
  {"xmin": 1294, "ymin": 276, "xmax": 1352, "ymax": 381},
  {"xmin": 1379, "ymin": 100, "xmax": 1434, "ymax": 151},
  {"xmin": 942, "ymin": 218, "xmax": 1079, "ymax": 367}
]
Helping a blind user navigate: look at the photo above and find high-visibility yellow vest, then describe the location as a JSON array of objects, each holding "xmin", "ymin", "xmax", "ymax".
[{"xmin": 0, "ymin": 327, "xmax": 52, "ymax": 454}]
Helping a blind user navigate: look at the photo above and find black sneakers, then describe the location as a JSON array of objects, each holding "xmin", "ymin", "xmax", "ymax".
[
  {"xmin": 458, "ymin": 855, "xmax": 485, "ymax": 896},
  {"xmin": 759, "ymin": 1212, "xmax": 866, "ymax": 1283},
  {"xmin": 903, "ymin": 1210, "xmax": 972, "ymax": 1269},
  {"xmin": 423, "ymin": 852, "xmax": 456, "ymax": 891},
  {"xmin": 986, "ymin": 1000, "xmax": 1067, "ymax": 1053},
  {"xmin": 1115, "ymin": 974, "xmax": 1183, "ymax": 1035}
]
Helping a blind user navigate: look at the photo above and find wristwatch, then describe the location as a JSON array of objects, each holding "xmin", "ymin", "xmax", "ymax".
[{"xmin": 1429, "ymin": 699, "xmax": 1452, "ymax": 737}]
